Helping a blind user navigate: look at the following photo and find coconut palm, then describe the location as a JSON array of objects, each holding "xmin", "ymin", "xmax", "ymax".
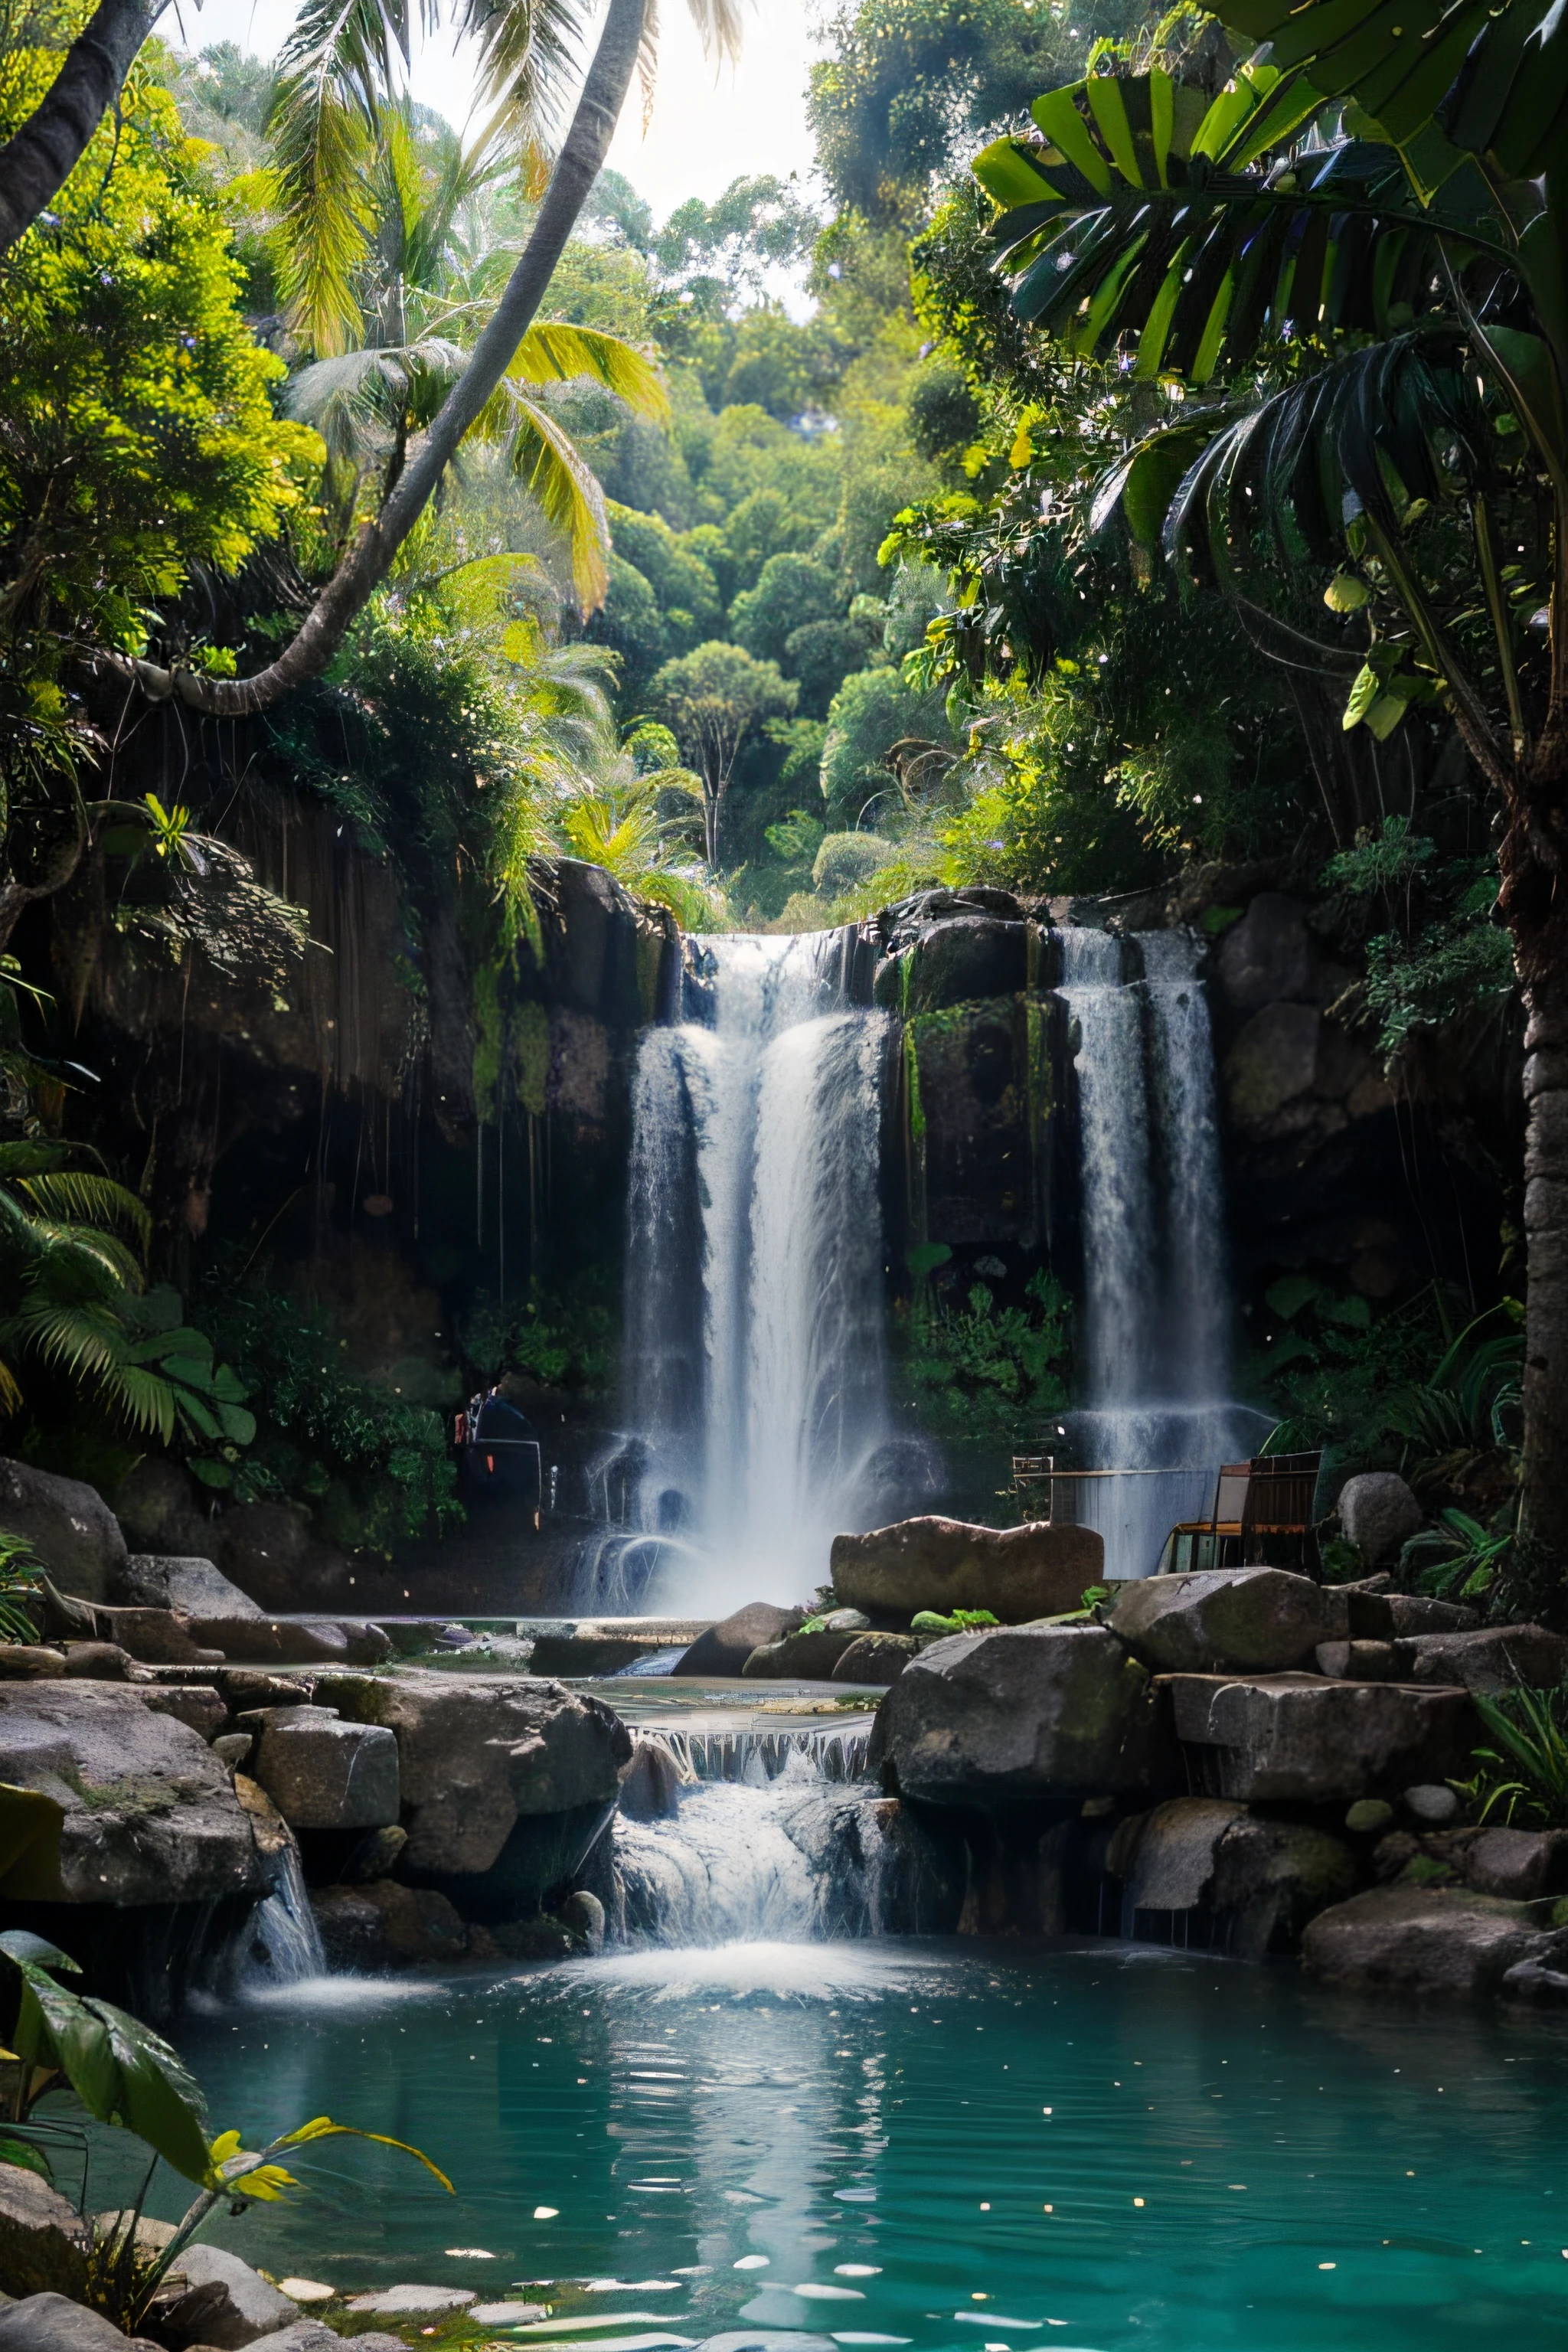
[
  {"xmin": 969, "ymin": 0, "xmax": 1568, "ymax": 1560},
  {"xmin": 2, "ymin": 0, "xmax": 746, "ymax": 710},
  {"xmin": 277, "ymin": 105, "xmax": 670, "ymax": 609}
]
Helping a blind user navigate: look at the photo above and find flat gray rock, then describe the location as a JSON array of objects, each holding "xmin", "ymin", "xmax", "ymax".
[
  {"xmin": 162, "ymin": 2242, "xmax": 299, "ymax": 2347},
  {"xmin": 0, "ymin": 1683, "xmax": 266, "ymax": 1903},
  {"xmin": 249, "ymin": 1705, "xmax": 400, "ymax": 1830},
  {"xmin": 1168, "ymin": 1673, "xmax": 1475, "ymax": 1802},
  {"xmin": 0, "ymin": 2293, "xmax": 159, "ymax": 2350},
  {"xmin": 345, "ymin": 2282, "xmax": 476, "ymax": 2313},
  {"xmin": 116, "ymin": 1553, "xmax": 266, "ymax": 1622},
  {"xmin": 672, "ymin": 1604, "xmax": 792, "ymax": 1677},
  {"xmin": 1395, "ymin": 1622, "xmax": 1568, "ymax": 1694},
  {"xmin": 1302, "ymin": 1885, "xmax": 1553, "ymax": 1998}
]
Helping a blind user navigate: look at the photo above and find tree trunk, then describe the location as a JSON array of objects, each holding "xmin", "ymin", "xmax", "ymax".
[
  {"xmin": 0, "ymin": 0, "xmax": 163, "ymax": 262},
  {"xmin": 121, "ymin": 0, "xmax": 648, "ymax": 720},
  {"xmin": 1521, "ymin": 962, "xmax": 1568, "ymax": 1556}
]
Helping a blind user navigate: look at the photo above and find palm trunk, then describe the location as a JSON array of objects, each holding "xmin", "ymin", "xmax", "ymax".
[
  {"xmin": 122, "ymin": 0, "xmax": 648, "ymax": 720},
  {"xmin": 1517, "ymin": 888, "xmax": 1568, "ymax": 1566},
  {"xmin": 0, "ymin": 0, "xmax": 164, "ymax": 260}
]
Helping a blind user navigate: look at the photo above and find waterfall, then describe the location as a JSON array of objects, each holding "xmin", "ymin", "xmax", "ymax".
[
  {"xmin": 590, "ymin": 933, "xmax": 901, "ymax": 1614},
  {"xmin": 1058, "ymin": 925, "xmax": 1263, "ymax": 1577},
  {"xmin": 243, "ymin": 1842, "xmax": 328, "ymax": 1989}
]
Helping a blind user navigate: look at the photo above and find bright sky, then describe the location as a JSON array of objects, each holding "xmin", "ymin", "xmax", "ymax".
[{"xmin": 168, "ymin": 0, "xmax": 823, "ymax": 220}]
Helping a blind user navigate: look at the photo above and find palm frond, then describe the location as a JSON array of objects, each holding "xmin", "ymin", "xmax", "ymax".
[
  {"xmin": 509, "ymin": 322, "xmax": 671, "ymax": 424},
  {"xmin": 458, "ymin": 0, "xmax": 583, "ymax": 151},
  {"xmin": 103, "ymin": 1364, "xmax": 178, "ymax": 1446},
  {"xmin": 18, "ymin": 1173, "xmax": 150, "ymax": 1252},
  {"xmin": 18, "ymin": 1225, "xmax": 146, "ymax": 1292},
  {"xmin": 505, "ymin": 393, "xmax": 612, "ymax": 612}
]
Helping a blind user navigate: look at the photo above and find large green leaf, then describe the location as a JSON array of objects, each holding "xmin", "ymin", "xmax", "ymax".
[{"xmin": 0, "ymin": 1934, "xmax": 211, "ymax": 2185}]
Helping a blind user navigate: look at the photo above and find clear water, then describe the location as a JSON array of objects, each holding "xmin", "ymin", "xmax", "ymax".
[{"xmin": 144, "ymin": 1942, "xmax": 1566, "ymax": 2350}]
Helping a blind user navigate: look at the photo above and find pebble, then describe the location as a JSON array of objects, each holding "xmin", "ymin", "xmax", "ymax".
[{"xmin": 1404, "ymin": 1784, "xmax": 1459, "ymax": 1825}]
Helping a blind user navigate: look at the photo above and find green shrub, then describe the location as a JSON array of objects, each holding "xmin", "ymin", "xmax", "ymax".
[
  {"xmin": 812, "ymin": 830, "xmax": 896, "ymax": 895},
  {"xmin": 897, "ymin": 1268, "xmax": 1071, "ymax": 1443}
]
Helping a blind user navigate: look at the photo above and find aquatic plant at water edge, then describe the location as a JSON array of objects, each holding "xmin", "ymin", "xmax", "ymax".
[{"xmin": 0, "ymin": 1929, "xmax": 452, "ymax": 2326}]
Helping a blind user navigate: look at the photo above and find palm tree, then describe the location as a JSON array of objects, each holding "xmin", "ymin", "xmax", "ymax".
[
  {"xmin": 2, "ymin": 0, "xmax": 746, "ymax": 706},
  {"xmin": 968, "ymin": 1, "xmax": 1568, "ymax": 1562},
  {"xmin": 277, "ymin": 103, "xmax": 670, "ymax": 610}
]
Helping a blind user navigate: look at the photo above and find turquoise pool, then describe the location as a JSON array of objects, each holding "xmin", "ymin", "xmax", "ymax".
[{"xmin": 142, "ymin": 1939, "xmax": 1568, "ymax": 2352}]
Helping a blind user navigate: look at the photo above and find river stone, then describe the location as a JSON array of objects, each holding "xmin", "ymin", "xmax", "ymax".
[
  {"xmin": 234, "ymin": 2328, "xmax": 353, "ymax": 2352},
  {"xmin": 560, "ymin": 1886, "xmax": 606, "ymax": 1952},
  {"xmin": 1118, "ymin": 1798, "xmax": 1247, "ymax": 1912},
  {"xmin": 1110, "ymin": 1567, "xmax": 1327, "ymax": 1674},
  {"xmin": 1335, "ymin": 1472, "xmax": 1423, "ymax": 1566},
  {"xmin": 619, "ymin": 1733, "xmax": 694, "ymax": 1820},
  {"xmin": 312, "ymin": 1877, "xmax": 469, "ymax": 1968},
  {"xmin": 1394, "ymin": 1622, "xmax": 1568, "ymax": 1694},
  {"xmin": 160, "ymin": 2243, "xmax": 300, "ymax": 2348},
  {"xmin": 672, "ymin": 1603, "xmax": 795, "ymax": 1677},
  {"xmin": 114, "ymin": 1553, "xmax": 265, "ymax": 1622},
  {"xmin": 1345, "ymin": 1590, "xmax": 1480, "ymax": 1638},
  {"xmin": 1403, "ymin": 1782, "xmax": 1459, "ymax": 1825},
  {"xmin": 1112, "ymin": 1798, "xmax": 1355, "ymax": 1958},
  {"xmin": 831, "ymin": 1515, "xmax": 1104, "ymax": 1625},
  {"xmin": 248, "ymin": 1704, "xmax": 400, "ymax": 1829},
  {"xmin": 0, "ymin": 1457, "xmax": 127, "ymax": 1603},
  {"xmin": 1465, "ymin": 1826, "xmax": 1568, "ymax": 1900},
  {"xmin": 472, "ymin": 2305, "xmax": 550, "ymax": 2327},
  {"xmin": 57, "ymin": 1642, "xmax": 132, "ymax": 1680},
  {"xmin": 1345, "ymin": 1798, "xmax": 1395, "ymax": 1834},
  {"xmin": 1500, "ymin": 1953, "xmax": 1568, "ymax": 2005},
  {"xmin": 0, "ymin": 1645, "xmax": 65, "ymax": 1677},
  {"xmin": 832, "ymin": 1633, "xmax": 918, "ymax": 1686},
  {"xmin": 0, "ymin": 2161, "xmax": 90, "ymax": 2300},
  {"xmin": 742, "ymin": 1627, "xmax": 860, "ymax": 1680},
  {"xmin": 346, "ymin": 2284, "xmax": 477, "ymax": 2315},
  {"xmin": 317, "ymin": 1670, "xmax": 631, "ymax": 1907},
  {"xmin": 1302, "ymin": 1884, "xmax": 1553, "ymax": 1998},
  {"xmin": 0, "ymin": 2295, "xmax": 161, "ymax": 2350},
  {"xmin": 0, "ymin": 1681, "xmax": 267, "ymax": 1903},
  {"xmin": 868, "ymin": 1625, "xmax": 1165, "ymax": 1802},
  {"xmin": 1168, "ymin": 1673, "xmax": 1475, "ymax": 1802}
]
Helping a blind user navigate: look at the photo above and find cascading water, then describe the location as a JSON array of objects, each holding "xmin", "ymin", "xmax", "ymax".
[
  {"xmin": 1058, "ymin": 925, "xmax": 1263, "ymax": 1576},
  {"xmin": 589, "ymin": 933, "xmax": 909, "ymax": 1613}
]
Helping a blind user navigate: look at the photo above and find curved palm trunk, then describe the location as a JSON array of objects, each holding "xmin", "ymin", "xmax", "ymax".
[
  {"xmin": 0, "ymin": 0, "xmax": 165, "ymax": 261},
  {"xmin": 120, "ymin": 0, "xmax": 648, "ymax": 720},
  {"xmin": 1521, "ymin": 965, "xmax": 1568, "ymax": 1554}
]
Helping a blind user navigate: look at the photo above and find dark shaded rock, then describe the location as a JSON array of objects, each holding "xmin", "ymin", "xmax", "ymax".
[
  {"xmin": 140, "ymin": 1684, "xmax": 227, "ymax": 1740},
  {"xmin": 0, "ymin": 2161, "xmax": 90, "ymax": 2300},
  {"xmin": 831, "ymin": 1514, "xmax": 1102, "ymax": 1624},
  {"xmin": 57, "ymin": 1643, "xmax": 133, "ymax": 1680},
  {"xmin": 0, "ymin": 1457, "xmax": 126, "ymax": 1603},
  {"xmin": 1168, "ymin": 1672, "xmax": 1475, "ymax": 1801},
  {"xmin": 114, "ymin": 1553, "xmax": 264, "ymax": 1622},
  {"xmin": 618, "ymin": 1734, "xmax": 692, "ymax": 1821},
  {"xmin": 1112, "ymin": 1797, "xmax": 1355, "ymax": 1959},
  {"xmin": 1337, "ymin": 1472, "xmax": 1423, "ymax": 1566},
  {"xmin": 0, "ymin": 1682, "xmax": 266, "ymax": 1903},
  {"xmin": 210, "ymin": 1502, "xmax": 353, "ymax": 1612},
  {"xmin": 672, "ymin": 1603, "xmax": 793, "ymax": 1677},
  {"xmin": 743, "ymin": 1628, "xmax": 860, "ymax": 1680},
  {"xmin": 312, "ymin": 1877, "xmax": 469, "ymax": 1968},
  {"xmin": 905, "ymin": 916, "xmax": 1027, "ymax": 1011},
  {"xmin": 1346, "ymin": 1589, "xmax": 1479, "ymax": 1638},
  {"xmin": 159, "ymin": 2244, "xmax": 299, "ymax": 2348},
  {"xmin": 110, "ymin": 1458, "xmax": 209, "ymax": 1557},
  {"xmin": 1395, "ymin": 1622, "xmax": 1568, "ymax": 1693},
  {"xmin": 248, "ymin": 1704, "xmax": 400, "ymax": 1829},
  {"xmin": 0, "ymin": 2293, "xmax": 161, "ymax": 2350},
  {"xmin": 340, "ymin": 1823, "xmax": 409, "ymax": 1881},
  {"xmin": 1500, "ymin": 1955, "xmax": 1568, "ymax": 2005},
  {"xmin": 87, "ymin": 1607, "xmax": 223, "ymax": 1666},
  {"xmin": 1465, "ymin": 1827, "xmax": 1568, "ymax": 1900},
  {"xmin": 870, "ymin": 1625, "xmax": 1166, "ymax": 1802},
  {"xmin": 1214, "ymin": 891, "xmax": 1310, "ymax": 1018},
  {"xmin": 1302, "ymin": 1884, "xmax": 1553, "ymax": 1998},
  {"xmin": 201, "ymin": 1615, "xmax": 393, "ymax": 1667},
  {"xmin": 560, "ymin": 1887, "xmax": 606, "ymax": 1952},
  {"xmin": 1111, "ymin": 1567, "xmax": 1327, "ymax": 1674},
  {"xmin": 232, "ymin": 1772, "xmax": 293, "ymax": 1861},
  {"xmin": 903, "ymin": 998, "xmax": 1034, "ymax": 1245},
  {"xmin": 832, "ymin": 1633, "xmax": 918, "ymax": 1685},
  {"xmin": 1312, "ymin": 1638, "xmax": 1398, "ymax": 1680},
  {"xmin": 1345, "ymin": 1798, "xmax": 1395, "ymax": 1834},
  {"xmin": 1223, "ymin": 1002, "xmax": 1321, "ymax": 1132}
]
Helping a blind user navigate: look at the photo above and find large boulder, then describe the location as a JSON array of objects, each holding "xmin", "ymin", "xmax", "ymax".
[
  {"xmin": 1302, "ymin": 1884, "xmax": 1555, "ymax": 1999},
  {"xmin": 831, "ymin": 1515, "xmax": 1103, "ymax": 1625},
  {"xmin": 209, "ymin": 1502, "xmax": 353, "ymax": 1612},
  {"xmin": 0, "ymin": 1682, "xmax": 267, "ymax": 1903},
  {"xmin": 1345, "ymin": 1590, "xmax": 1479, "ymax": 1638},
  {"xmin": 247, "ymin": 1704, "xmax": 400, "ymax": 1830},
  {"xmin": 1395, "ymin": 1623, "xmax": 1568, "ymax": 1694},
  {"xmin": 832, "ymin": 1633, "xmax": 918, "ymax": 1686},
  {"xmin": 1109, "ymin": 1567, "xmax": 1327, "ymax": 1673},
  {"xmin": 1112, "ymin": 1797, "xmax": 1355, "ymax": 1959},
  {"xmin": 318, "ymin": 1670, "xmax": 632, "ymax": 1916},
  {"xmin": 904, "ymin": 915, "xmax": 1028, "ymax": 1011},
  {"xmin": 109, "ymin": 1459, "xmax": 210, "ymax": 1557},
  {"xmin": 159, "ymin": 2244, "xmax": 301, "ymax": 2349},
  {"xmin": 0, "ymin": 1457, "xmax": 126, "ymax": 1603},
  {"xmin": 869, "ymin": 1625, "xmax": 1165, "ymax": 1802},
  {"xmin": 113, "ymin": 1554, "xmax": 264, "ymax": 1622},
  {"xmin": 0, "ymin": 2162, "xmax": 89, "ymax": 2301},
  {"xmin": 672, "ymin": 1602, "xmax": 795, "ymax": 1677},
  {"xmin": 1214, "ymin": 891, "xmax": 1310, "ymax": 1019},
  {"xmin": 1169, "ymin": 1672, "xmax": 1476, "ymax": 1801},
  {"xmin": 1464, "ymin": 1826, "xmax": 1568, "ymax": 1900},
  {"xmin": 1336, "ymin": 1472, "xmax": 1423, "ymax": 1566}
]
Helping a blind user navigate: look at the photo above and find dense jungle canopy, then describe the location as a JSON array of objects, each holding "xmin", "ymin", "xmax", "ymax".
[{"xmin": 1, "ymin": 0, "xmax": 1566, "ymax": 1607}]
